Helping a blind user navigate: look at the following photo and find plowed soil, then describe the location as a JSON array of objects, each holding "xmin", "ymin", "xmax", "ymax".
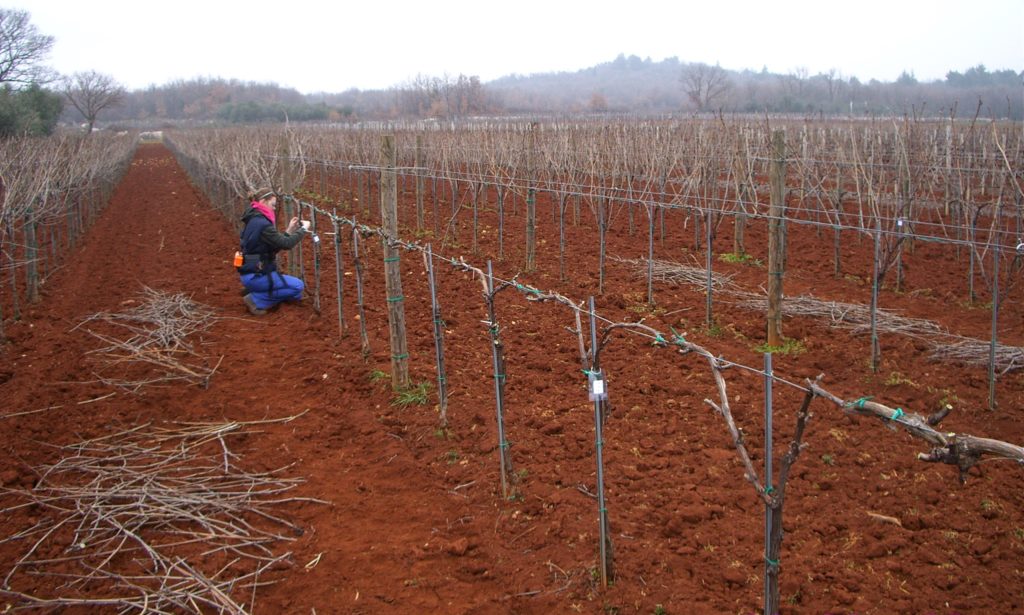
[{"xmin": 1, "ymin": 143, "xmax": 1022, "ymax": 614}]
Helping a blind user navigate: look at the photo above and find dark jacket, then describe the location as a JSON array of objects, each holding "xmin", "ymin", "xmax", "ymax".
[{"xmin": 237, "ymin": 207, "xmax": 306, "ymax": 275}]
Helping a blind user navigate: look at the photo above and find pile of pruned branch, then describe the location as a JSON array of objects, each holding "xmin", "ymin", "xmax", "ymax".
[
  {"xmin": 613, "ymin": 256, "xmax": 737, "ymax": 290},
  {"xmin": 75, "ymin": 287, "xmax": 222, "ymax": 391},
  {"xmin": 0, "ymin": 414, "xmax": 319, "ymax": 613},
  {"xmin": 731, "ymin": 292, "xmax": 946, "ymax": 338},
  {"xmin": 624, "ymin": 257, "xmax": 1024, "ymax": 373},
  {"xmin": 929, "ymin": 336, "xmax": 1024, "ymax": 374}
]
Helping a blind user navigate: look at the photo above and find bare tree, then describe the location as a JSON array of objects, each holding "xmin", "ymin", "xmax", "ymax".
[
  {"xmin": 821, "ymin": 68, "xmax": 841, "ymax": 102},
  {"xmin": 62, "ymin": 70, "xmax": 125, "ymax": 133},
  {"xmin": 680, "ymin": 63, "xmax": 731, "ymax": 112},
  {"xmin": 0, "ymin": 9, "xmax": 54, "ymax": 86}
]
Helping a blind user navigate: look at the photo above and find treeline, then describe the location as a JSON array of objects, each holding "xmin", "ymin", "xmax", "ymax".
[
  {"xmin": 106, "ymin": 78, "xmax": 354, "ymax": 126},
  {"xmin": 486, "ymin": 55, "xmax": 1023, "ymax": 119},
  {"xmin": 91, "ymin": 57, "xmax": 1024, "ymax": 127}
]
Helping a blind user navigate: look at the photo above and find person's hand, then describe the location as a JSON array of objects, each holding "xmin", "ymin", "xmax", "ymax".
[{"xmin": 286, "ymin": 216, "xmax": 300, "ymax": 233}]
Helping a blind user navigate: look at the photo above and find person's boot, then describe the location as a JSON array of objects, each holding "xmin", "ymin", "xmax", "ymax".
[{"xmin": 243, "ymin": 294, "xmax": 268, "ymax": 316}]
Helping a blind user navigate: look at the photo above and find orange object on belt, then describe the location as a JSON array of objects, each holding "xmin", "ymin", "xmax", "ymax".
[{"xmin": 233, "ymin": 251, "xmax": 243, "ymax": 267}]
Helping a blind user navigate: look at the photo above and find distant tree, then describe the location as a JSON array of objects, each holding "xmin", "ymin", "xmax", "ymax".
[
  {"xmin": 62, "ymin": 70, "xmax": 125, "ymax": 132},
  {"xmin": 0, "ymin": 83, "xmax": 63, "ymax": 137},
  {"xmin": 680, "ymin": 62, "xmax": 732, "ymax": 112},
  {"xmin": 821, "ymin": 69, "xmax": 840, "ymax": 102},
  {"xmin": 0, "ymin": 9, "xmax": 54, "ymax": 87},
  {"xmin": 588, "ymin": 92, "xmax": 609, "ymax": 112},
  {"xmin": 896, "ymin": 70, "xmax": 918, "ymax": 86}
]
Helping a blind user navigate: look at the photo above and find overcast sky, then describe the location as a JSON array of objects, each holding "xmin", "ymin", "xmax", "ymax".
[{"xmin": 9, "ymin": 0, "xmax": 1023, "ymax": 93}]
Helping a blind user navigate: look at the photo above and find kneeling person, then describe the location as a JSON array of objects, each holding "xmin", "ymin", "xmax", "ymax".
[{"xmin": 237, "ymin": 189, "xmax": 308, "ymax": 315}]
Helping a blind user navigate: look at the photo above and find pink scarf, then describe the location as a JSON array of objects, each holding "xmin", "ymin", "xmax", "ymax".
[{"xmin": 251, "ymin": 201, "xmax": 276, "ymax": 225}]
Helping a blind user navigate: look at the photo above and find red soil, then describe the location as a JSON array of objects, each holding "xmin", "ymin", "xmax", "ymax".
[{"xmin": 1, "ymin": 143, "xmax": 1022, "ymax": 614}]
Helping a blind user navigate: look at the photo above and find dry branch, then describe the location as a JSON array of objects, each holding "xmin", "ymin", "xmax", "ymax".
[
  {"xmin": 928, "ymin": 336, "xmax": 1024, "ymax": 374},
  {"xmin": 613, "ymin": 256, "xmax": 736, "ymax": 290},
  {"xmin": 808, "ymin": 381, "xmax": 1024, "ymax": 482},
  {"xmin": 0, "ymin": 415, "xmax": 321, "ymax": 613},
  {"xmin": 75, "ymin": 287, "xmax": 221, "ymax": 391},
  {"xmin": 732, "ymin": 292, "xmax": 945, "ymax": 338}
]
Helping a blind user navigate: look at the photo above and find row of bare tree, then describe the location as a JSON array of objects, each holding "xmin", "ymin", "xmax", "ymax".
[
  {"xmin": 0, "ymin": 133, "xmax": 136, "ymax": 340},
  {"xmin": 166, "ymin": 125, "xmax": 1023, "ymax": 612},
  {"xmin": 165, "ymin": 117, "xmax": 1022, "ymax": 306}
]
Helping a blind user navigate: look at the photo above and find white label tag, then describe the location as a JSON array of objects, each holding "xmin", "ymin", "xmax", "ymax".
[{"xmin": 588, "ymin": 370, "xmax": 609, "ymax": 401}]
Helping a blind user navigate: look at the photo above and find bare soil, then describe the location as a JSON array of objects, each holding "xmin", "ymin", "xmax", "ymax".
[{"xmin": 1, "ymin": 144, "xmax": 1022, "ymax": 614}]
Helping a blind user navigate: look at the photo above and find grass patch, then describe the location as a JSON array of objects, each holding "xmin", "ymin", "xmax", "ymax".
[
  {"xmin": 718, "ymin": 252, "xmax": 762, "ymax": 266},
  {"xmin": 884, "ymin": 371, "xmax": 917, "ymax": 387},
  {"xmin": 705, "ymin": 322, "xmax": 725, "ymax": 338},
  {"xmin": 369, "ymin": 369, "xmax": 390, "ymax": 384},
  {"xmin": 392, "ymin": 381, "xmax": 431, "ymax": 408},
  {"xmin": 626, "ymin": 302, "xmax": 665, "ymax": 317},
  {"xmin": 754, "ymin": 338, "xmax": 806, "ymax": 355}
]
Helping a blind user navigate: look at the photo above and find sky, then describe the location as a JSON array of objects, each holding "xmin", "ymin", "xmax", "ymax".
[{"xmin": 8, "ymin": 0, "xmax": 1024, "ymax": 94}]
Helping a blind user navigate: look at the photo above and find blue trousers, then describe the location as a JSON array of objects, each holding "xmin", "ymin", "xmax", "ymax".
[{"xmin": 240, "ymin": 272, "xmax": 304, "ymax": 309}]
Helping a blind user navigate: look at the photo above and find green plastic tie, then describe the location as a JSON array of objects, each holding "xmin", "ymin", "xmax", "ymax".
[
  {"xmin": 653, "ymin": 334, "xmax": 667, "ymax": 346},
  {"xmin": 766, "ymin": 558, "xmax": 780, "ymax": 567},
  {"xmin": 891, "ymin": 408, "xmax": 905, "ymax": 421},
  {"xmin": 499, "ymin": 441, "xmax": 510, "ymax": 449},
  {"xmin": 383, "ymin": 256, "xmax": 400, "ymax": 263},
  {"xmin": 765, "ymin": 486, "xmax": 775, "ymax": 494},
  {"xmin": 669, "ymin": 326, "xmax": 687, "ymax": 345},
  {"xmin": 387, "ymin": 295, "xmax": 404, "ymax": 303},
  {"xmin": 495, "ymin": 373, "xmax": 506, "ymax": 382},
  {"xmin": 850, "ymin": 396, "xmax": 873, "ymax": 409},
  {"xmin": 392, "ymin": 353, "xmax": 409, "ymax": 360}
]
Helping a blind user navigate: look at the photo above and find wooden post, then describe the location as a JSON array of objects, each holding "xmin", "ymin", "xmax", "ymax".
[
  {"xmin": 380, "ymin": 135, "xmax": 410, "ymax": 390},
  {"xmin": 525, "ymin": 122, "xmax": 538, "ymax": 272},
  {"xmin": 331, "ymin": 211, "xmax": 345, "ymax": 337},
  {"xmin": 415, "ymin": 135, "xmax": 425, "ymax": 231},
  {"xmin": 25, "ymin": 210, "xmax": 38, "ymax": 304},
  {"xmin": 767, "ymin": 130, "xmax": 786, "ymax": 347},
  {"xmin": 280, "ymin": 143, "xmax": 299, "ymax": 278},
  {"xmin": 988, "ymin": 240, "xmax": 1000, "ymax": 410},
  {"xmin": 352, "ymin": 225, "xmax": 371, "ymax": 359}
]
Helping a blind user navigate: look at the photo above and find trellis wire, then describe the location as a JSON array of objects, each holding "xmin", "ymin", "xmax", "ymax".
[
  {"xmin": 299, "ymin": 191, "xmax": 1023, "ymax": 397},
  {"xmin": 269, "ymin": 151, "xmax": 1023, "ymax": 252}
]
